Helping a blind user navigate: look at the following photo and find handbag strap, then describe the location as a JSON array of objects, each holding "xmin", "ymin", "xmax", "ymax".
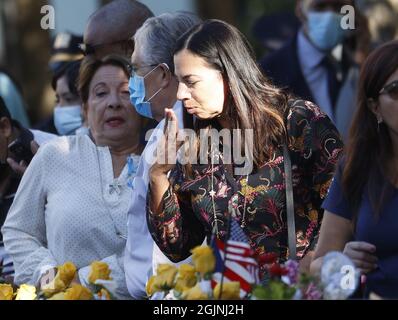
[{"xmin": 283, "ymin": 143, "xmax": 296, "ymax": 260}]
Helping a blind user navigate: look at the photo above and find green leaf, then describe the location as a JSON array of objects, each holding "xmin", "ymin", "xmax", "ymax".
[{"xmin": 252, "ymin": 281, "xmax": 297, "ymax": 300}]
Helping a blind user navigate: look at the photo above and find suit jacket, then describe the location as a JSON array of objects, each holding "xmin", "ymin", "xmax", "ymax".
[
  {"xmin": 260, "ymin": 34, "xmax": 359, "ymax": 141},
  {"xmin": 260, "ymin": 35, "xmax": 313, "ymax": 102}
]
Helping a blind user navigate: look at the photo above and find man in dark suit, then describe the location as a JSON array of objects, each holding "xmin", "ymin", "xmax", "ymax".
[{"xmin": 261, "ymin": 0, "xmax": 369, "ymax": 140}]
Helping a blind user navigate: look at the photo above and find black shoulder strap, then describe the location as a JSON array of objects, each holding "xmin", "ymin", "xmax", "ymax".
[
  {"xmin": 283, "ymin": 143, "xmax": 296, "ymax": 260},
  {"xmin": 283, "ymin": 102, "xmax": 296, "ymax": 260},
  {"xmin": 283, "ymin": 100, "xmax": 297, "ymax": 260}
]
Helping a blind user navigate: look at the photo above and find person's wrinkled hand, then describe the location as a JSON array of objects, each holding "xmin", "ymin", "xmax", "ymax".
[
  {"xmin": 7, "ymin": 140, "xmax": 39, "ymax": 175},
  {"xmin": 343, "ymin": 241, "xmax": 378, "ymax": 274}
]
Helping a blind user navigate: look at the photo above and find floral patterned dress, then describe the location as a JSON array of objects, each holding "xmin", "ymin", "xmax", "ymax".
[{"xmin": 147, "ymin": 100, "xmax": 344, "ymax": 277}]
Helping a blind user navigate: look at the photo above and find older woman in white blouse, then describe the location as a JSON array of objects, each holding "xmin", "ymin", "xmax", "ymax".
[{"xmin": 2, "ymin": 55, "xmax": 143, "ymax": 299}]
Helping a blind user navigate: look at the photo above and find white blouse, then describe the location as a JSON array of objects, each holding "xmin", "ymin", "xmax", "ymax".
[{"xmin": 2, "ymin": 134, "xmax": 139, "ymax": 299}]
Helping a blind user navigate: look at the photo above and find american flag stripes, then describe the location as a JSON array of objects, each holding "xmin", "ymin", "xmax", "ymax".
[{"xmin": 211, "ymin": 219, "xmax": 260, "ymax": 298}]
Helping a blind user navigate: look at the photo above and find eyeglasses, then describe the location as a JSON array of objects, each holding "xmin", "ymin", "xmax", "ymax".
[
  {"xmin": 129, "ymin": 64, "xmax": 158, "ymax": 76},
  {"xmin": 379, "ymin": 80, "xmax": 398, "ymax": 100},
  {"xmin": 78, "ymin": 39, "xmax": 134, "ymax": 56}
]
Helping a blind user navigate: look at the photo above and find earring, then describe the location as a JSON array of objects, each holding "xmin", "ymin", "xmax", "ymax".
[{"xmin": 377, "ymin": 115, "xmax": 383, "ymax": 132}]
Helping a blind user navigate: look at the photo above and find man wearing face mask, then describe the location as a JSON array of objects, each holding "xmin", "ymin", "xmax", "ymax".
[
  {"xmin": 261, "ymin": 0, "xmax": 369, "ymax": 140},
  {"xmin": 124, "ymin": 12, "xmax": 201, "ymax": 299}
]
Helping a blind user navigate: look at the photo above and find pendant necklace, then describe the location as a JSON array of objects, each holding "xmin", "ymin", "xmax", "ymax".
[{"xmin": 210, "ymin": 147, "xmax": 250, "ymax": 238}]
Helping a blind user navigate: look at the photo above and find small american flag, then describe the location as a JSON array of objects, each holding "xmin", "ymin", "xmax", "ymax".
[{"xmin": 211, "ymin": 219, "xmax": 260, "ymax": 298}]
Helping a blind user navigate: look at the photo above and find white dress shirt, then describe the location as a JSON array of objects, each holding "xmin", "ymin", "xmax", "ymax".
[
  {"xmin": 124, "ymin": 101, "xmax": 194, "ymax": 299},
  {"xmin": 30, "ymin": 129, "xmax": 58, "ymax": 145},
  {"xmin": 2, "ymin": 134, "xmax": 140, "ymax": 299}
]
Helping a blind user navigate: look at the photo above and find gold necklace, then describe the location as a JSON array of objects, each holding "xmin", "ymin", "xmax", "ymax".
[{"xmin": 210, "ymin": 148, "xmax": 250, "ymax": 238}]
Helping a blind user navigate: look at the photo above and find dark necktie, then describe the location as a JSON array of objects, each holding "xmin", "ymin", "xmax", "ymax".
[{"xmin": 321, "ymin": 56, "xmax": 342, "ymax": 111}]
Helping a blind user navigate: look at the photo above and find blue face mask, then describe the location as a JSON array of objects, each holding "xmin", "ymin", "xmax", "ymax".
[
  {"xmin": 53, "ymin": 105, "xmax": 83, "ymax": 135},
  {"xmin": 128, "ymin": 64, "xmax": 167, "ymax": 119},
  {"xmin": 307, "ymin": 11, "xmax": 348, "ymax": 51}
]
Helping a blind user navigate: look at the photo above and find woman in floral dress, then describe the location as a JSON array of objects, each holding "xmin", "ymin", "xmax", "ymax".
[{"xmin": 147, "ymin": 20, "xmax": 343, "ymax": 279}]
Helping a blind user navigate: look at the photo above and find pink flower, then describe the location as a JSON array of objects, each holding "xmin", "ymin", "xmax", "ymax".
[
  {"xmin": 304, "ymin": 283, "xmax": 322, "ymax": 300},
  {"xmin": 284, "ymin": 260, "xmax": 300, "ymax": 284}
]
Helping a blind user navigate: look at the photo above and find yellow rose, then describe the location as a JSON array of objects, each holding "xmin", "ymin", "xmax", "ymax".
[
  {"xmin": 146, "ymin": 275, "xmax": 159, "ymax": 297},
  {"xmin": 41, "ymin": 262, "xmax": 77, "ymax": 297},
  {"xmin": 174, "ymin": 264, "xmax": 197, "ymax": 292},
  {"xmin": 213, "ymin": 282, "xmax": 240, "ymax": 300},
  {"xmin": 58, "ymin": 261, "xmax": 77, "ymax": 285},
  {"xmin": 181, "ymin": 283, "xmax": 209, "ymax": 300},
  {"xmin": 47, "ymin": 292, "xmax": 66, "ymax": 300},
  {"xmin": 64, "ymin": 284, "xmax": 93, "ymax": 300},
  {"xmin": 154, "ymin": 264, "xmax": 178, "ymax": 290},
  {"xmin": 0, "ymin": 284, "xmax": 14, "ymax": 300},
  {"xmin": 98, "ymin": 288, "xmax": 111, "ymax": 300},
  {"xmin": 191, "ymin": 245, "xmax": 215, "ymax": 276},
  {"xmin": 15, "ymin": 284, "xmax": 37, "ymax": 300},
  {"xmin": 48, "ymin": 285, "xmax": 93, "ymax": 300},
  {"xmin": 88, "ymin": 261, "xmax": 112, "ymax": 284},
  {"xmin": 47, "ymin": 291, "xmax": 66, "ymax": 300}
]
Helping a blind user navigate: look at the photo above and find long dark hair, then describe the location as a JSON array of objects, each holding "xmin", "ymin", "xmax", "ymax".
[
  {"xmin": 51, "ymin": 60, "xmax": 82, "ymax": 96},
  {"xmin": 342, "ymin": 40, "xmax": 398, "ymax": 223},
  {"xmin": 174, "ymin": 20, "xmax": 290, "ymax": 172}
]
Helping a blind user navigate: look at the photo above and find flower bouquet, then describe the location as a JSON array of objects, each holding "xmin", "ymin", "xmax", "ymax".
[
  {"xmin": 146, "ymin": 244, "xmax": 361, "ymax": 300},
  {"xmin": 147, "ymin": 245, "xmax": 241, "ymax": 300},
  {"xmin": 0, "ymin": 261, "xmax": 116, "ymax": 300},
  {"xmin": 252, "ymin": 251, "xmax": 360, "ymax": 300}
]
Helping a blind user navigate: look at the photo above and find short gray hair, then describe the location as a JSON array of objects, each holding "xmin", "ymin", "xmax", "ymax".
[{"xmin": 133, "ymin": 11, "xmax": 201, "ymax": 73}]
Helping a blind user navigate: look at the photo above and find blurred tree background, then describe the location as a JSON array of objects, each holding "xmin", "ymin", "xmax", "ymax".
[
  {"xmin": 197, "ymin": 0, "xmax": 296, "ymax": 57},
  {"xmin": 0, "ymin": 0, "xmax": 114, "ymax": 125},
  {"xmin": 237, "ymin": 0, "xmax": 296, "ymax": 59},
  {"xmin": 1, "ymin": 0, "xmax": 51, "ymax": 125}
]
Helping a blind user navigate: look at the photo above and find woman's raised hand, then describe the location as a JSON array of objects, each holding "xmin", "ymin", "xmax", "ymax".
[
  {"xmin": 151, "ymin": 108, "xmax": 181, "ymax": 175},
  {"xmin": 149, "ymin": 108, "xmax": 183, "ymax": 215}
]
